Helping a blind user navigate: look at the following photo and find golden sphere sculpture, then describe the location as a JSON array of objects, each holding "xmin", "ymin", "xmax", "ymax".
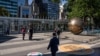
[{"xmin": 68, "ymin": 17, "xmax": 83, "ymax": 35}]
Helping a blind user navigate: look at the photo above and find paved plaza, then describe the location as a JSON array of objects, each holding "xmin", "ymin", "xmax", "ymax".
[{"xmin": 0, "ymin": 32, "xmax": 100, "ymax": 56}]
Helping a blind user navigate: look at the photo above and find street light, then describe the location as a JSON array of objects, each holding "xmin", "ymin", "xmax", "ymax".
[{"xmin": 87, "ymin": 17, "xmax": 90, "ymax": 35}]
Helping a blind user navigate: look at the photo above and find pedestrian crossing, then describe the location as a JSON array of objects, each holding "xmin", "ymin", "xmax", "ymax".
[{"xmin": 0, "ymin": 37, "xmax": 73, "ymax": 56}]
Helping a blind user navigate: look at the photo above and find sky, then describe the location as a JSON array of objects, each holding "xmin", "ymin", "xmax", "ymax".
[
  {"xmin": 62, "ymin": 0, "xmax": 67, "ymax": 5},
  {"xmin": 28, "ymin": 0, "xmax": 33, "ymax": 5}
]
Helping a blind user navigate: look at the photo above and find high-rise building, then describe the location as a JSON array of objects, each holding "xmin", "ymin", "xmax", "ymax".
[
  {"xmin": 31, "ymin": 0, "xmax": 39, "ymax": 18},
  {"xmin": 25, "ymin": 0, "xmax": 28, "ymax": 6},
  {"xmin": 18, "ymin": 0, "xmax": 32, "ymax": 18},
  {"xmin": 0, "ymin": 0, "xmax": 18, "ymax": 17},
  {"xmin": 47, "ymin": 1, "xmax": 59, "ymax": 19},
  {"xmin": 32, "ymin": 0, "xmax": 59, "ymax": 19},
  {"xmin": 18, "ymin": 0, "xmax": 33, "ymax": 6},
  {"xmin": 18, "ymin": 0, "xmax": 25, "ymax": 6},
  {"xmin": 34, "ymin": 0, "xmax": 48, "ymax": 18}
]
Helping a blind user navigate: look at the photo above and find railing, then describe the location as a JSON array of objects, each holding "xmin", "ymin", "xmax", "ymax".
[{"xmin": 0, "ymin": 17, "xmax": 68, "ymax": 34}]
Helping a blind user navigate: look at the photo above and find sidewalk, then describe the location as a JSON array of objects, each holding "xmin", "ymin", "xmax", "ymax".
[
  {"xmin": 43, "ymin": 52, "xmax": 91, "ymax": 56},
  {"xmin": 0, "ymin": 32, "xmax": 52, "ymax": 43},
  {"xmin": 1, "ymin": 32, "xmax": 100, "ymax": 43},
  {"xmin": 1, "ymin": 32, "xmax": 100, "ymax": 56},
  {"xmin": 61, "ymin": 32, "xmax": 100, "ymax": 44}
]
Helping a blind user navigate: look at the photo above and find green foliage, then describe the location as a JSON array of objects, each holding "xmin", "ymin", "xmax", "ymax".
[
  {"xmin": 66, "ymin": 0, "xmax": 100, "ymax": 19},
  {"xmin": 67, "ymin": 0, "xmax": 75, "ymax": 12},
  {"xmin": 0, "ymin": 6, "xmax": 10, "ymax": 17}
]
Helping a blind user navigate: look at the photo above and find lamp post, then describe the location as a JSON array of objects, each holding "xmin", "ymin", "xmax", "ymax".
[
  {"xmin": 87, "ymin": 17, "xmax": 90, "ymax": 35},
  {"xmin": 34, "ymin": 12, "xmax": 37, "ymax": 18}
]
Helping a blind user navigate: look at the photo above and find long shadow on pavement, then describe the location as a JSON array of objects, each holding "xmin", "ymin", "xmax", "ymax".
[
  {"xmin": 0, "ymin": 35, "xmax": 17, "ymax": 43},
  {"xmin": 91, "ymin": 47, "xmax": 100, "ymax": 56},
  {"xmin": 43, "ymin": 52, "xmax": 91, "ymax": 56},
  {"xmin": 32, "ymin": 38, "xmax": 44, "ymax": 41},
  {"xmin": 43, "ymin": 52, "xmax": 68, "ymax": 56}
]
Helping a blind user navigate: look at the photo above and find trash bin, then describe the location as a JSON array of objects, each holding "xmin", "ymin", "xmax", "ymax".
[{"xmin": 27, "ymin": 52, "xmax": 43, "ymax": 56}]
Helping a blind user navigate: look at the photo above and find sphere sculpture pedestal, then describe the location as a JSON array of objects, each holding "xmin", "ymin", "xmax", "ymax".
[{"xmin": 59, "ymin": 44, "xmax": 94, "ymax": 56}]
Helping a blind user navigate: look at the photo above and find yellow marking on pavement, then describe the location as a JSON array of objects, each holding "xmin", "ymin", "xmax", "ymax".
[{"xmin": 59, "ymin": 44, "xmax": 94, "ymax": 55}]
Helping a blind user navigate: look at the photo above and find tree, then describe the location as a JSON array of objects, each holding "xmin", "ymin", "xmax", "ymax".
[
  {"xmin": 0, "ymin": 6, "xmax": 10, "ymax": 17},
  {"xmin": 52, "ymin": 0, "xmax": 100, "ymax": 27},
  {"xmin": 66, "ymin": 0, "xmax": 100, "ymax": 27},
  {"xmin": 93, "ymin": 0, "xmax": 100, "ymax": 27},
  {"xmin": 66, "ymin": 0, "xmax": 100, "ymax": 18},
  {"xmin": 67, "ymin": 0, "xmax": 86, "ymax": 18}
]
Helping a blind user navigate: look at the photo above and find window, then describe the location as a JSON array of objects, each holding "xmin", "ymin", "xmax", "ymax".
[{"xmin": 22, "ymin": 8, "xmax": 29, "ymax": 18}]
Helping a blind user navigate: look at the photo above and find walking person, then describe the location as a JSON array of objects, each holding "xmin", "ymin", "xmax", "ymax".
[
  {"xmin": 57, "ymin": 28, "xmax": 61, "ymax": 39},
  {"xmin": 47, "ymin": 33, "xmax": 59, "ymax": 56},
  {"xmin": 55, "ymin": 27, "xmax": 61, "ymax": 39},
  {"xmin": 6, "ymin": 27, "xmax": 10, "ymax": 35},
  {"xmin": 54, "ymin": 27, "xmax": 57, "ymax": 33},
  {"xmin": 21, "ymin": 27, "xmax": 26, "ymax": 40},
  {"xmin": 29, "ymin": 27, "xmax": 33, "ymax": 40}
]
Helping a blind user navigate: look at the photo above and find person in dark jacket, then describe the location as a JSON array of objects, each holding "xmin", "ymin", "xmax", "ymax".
[
  {"xmin": 54, "ymin": 27, "xmax": 62, "ymax": 39},
  {"xmin": 6, "ymin": 27, "xmax": 10, "ymax": 35},
  {"xmin": 47, "ymin": 33, "xmax": 59, "ymax": 56},
  {"xmin": 29, "ymin": 27, "xmax": 33, "ymax": 40}
]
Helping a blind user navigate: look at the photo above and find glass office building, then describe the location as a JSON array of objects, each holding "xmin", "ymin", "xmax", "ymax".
[
  {"xmin": 0, "ymin": 0, "xmax": 18, "ymax": 17},
  {"xmin": 18, "ymin": 0, "xmax": 25, "ymax": 6},
  {"xmin": 48, "ymin": 2, "xmax": 59, "ymax": 19}
]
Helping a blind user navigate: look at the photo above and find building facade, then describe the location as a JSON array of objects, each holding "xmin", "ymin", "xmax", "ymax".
[
  {"xmin": 0, "ymin": 0, "xmax": 18, "ymax": 17},
  {"xmin": 18, "ymin": 0, "xmax": 33, "ymax": 18},
  {"xmin": 0, "ymin": 17, "xmax": 68, "ymax": 34},
  {"xmin": 31, "ymin": 0, "xmax": 39, "ymax": 18},
  {"xmin": 18, "ymin": 0, "xmax": 29, "ymax": 6},
  {"xmin": 18, "ymin": 0, "xmax": 25, "ymax": 6},
  {"xmin": 34, "ymin": 0, "xmax": 48, "ymax": 19},
  {"xmin": 18, "ymin": 6, "xmax": 32, "ymax": 18},
  {"xmin": 32, "ymin": 0, "xmax": 59, "ymax": 19},
  {"xmin": 0, "ymin": 0, "xmax": 68, "ymax": 34},
  {"xmin": 47, "ymin": 1, "xmax": 59, "ymax": 19}
]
